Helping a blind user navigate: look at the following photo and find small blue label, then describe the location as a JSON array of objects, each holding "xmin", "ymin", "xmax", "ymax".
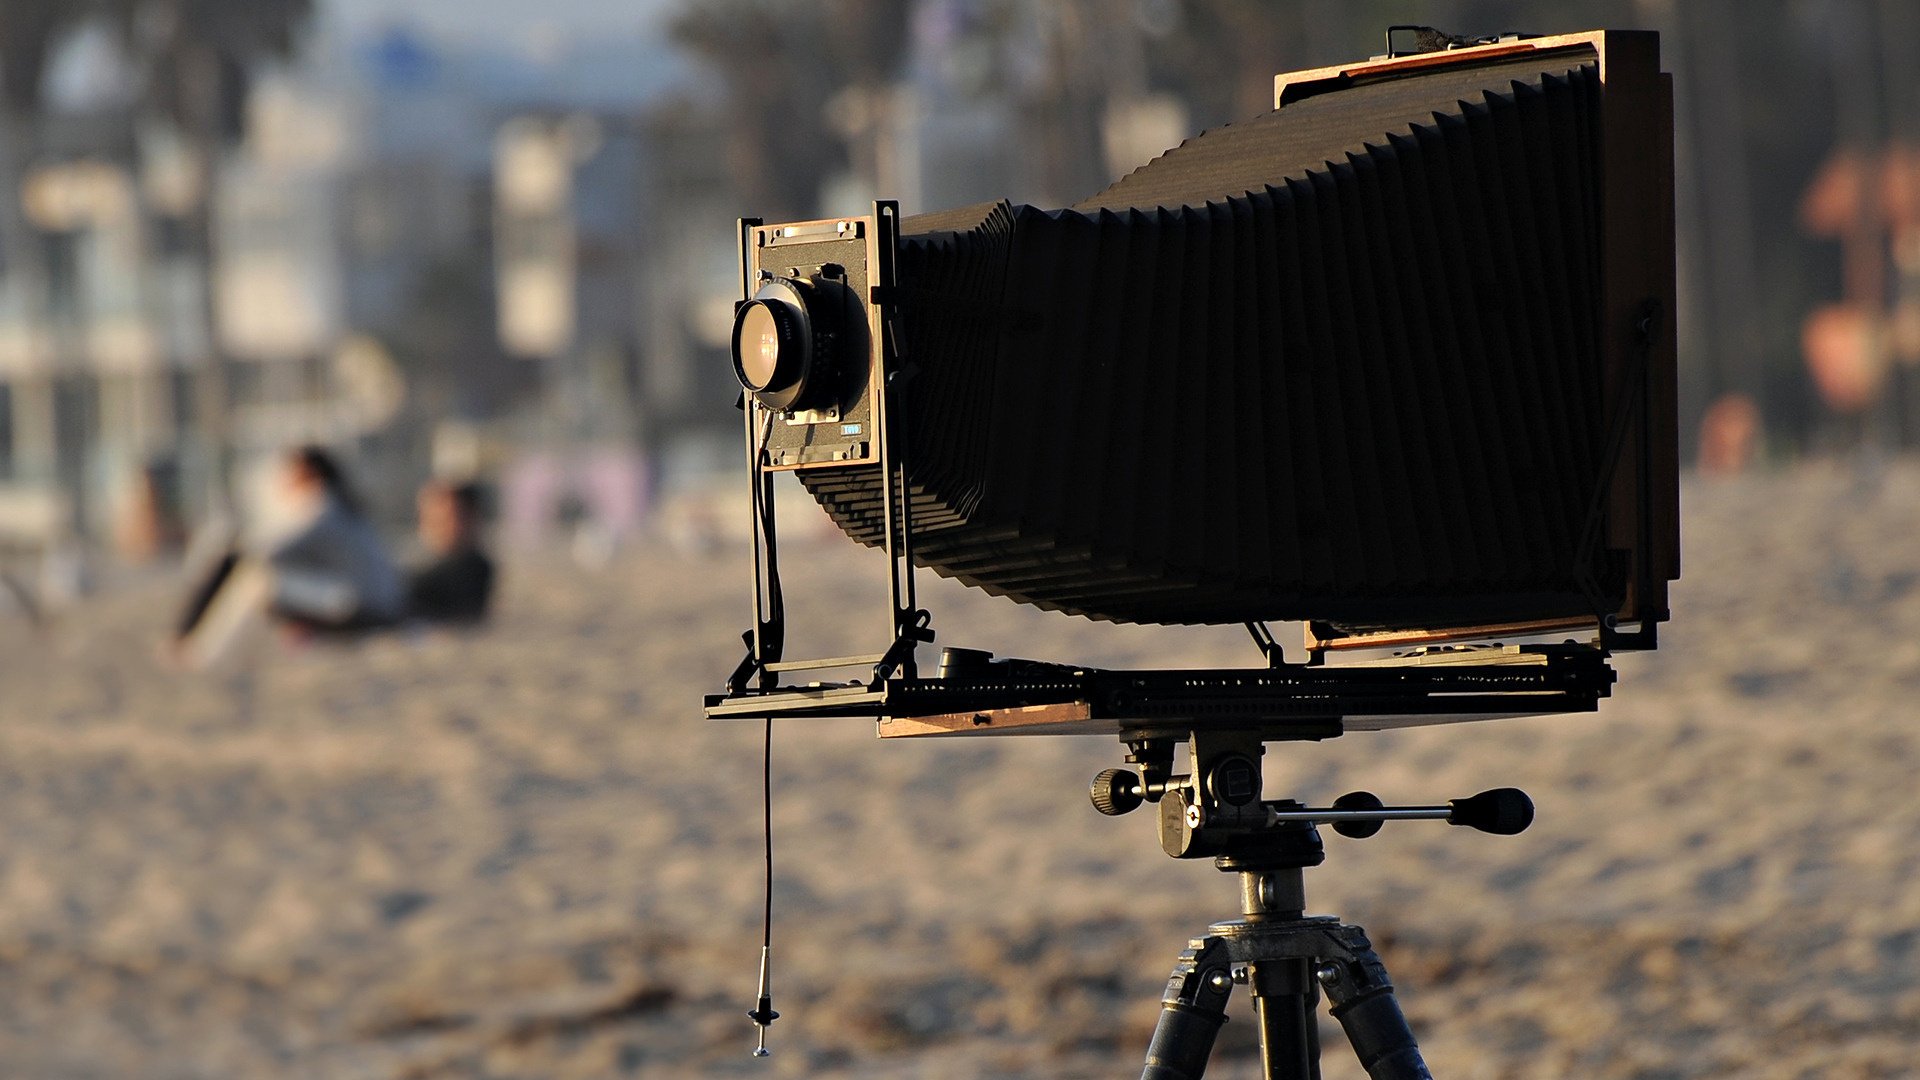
[{"xmin": 841, "ymin": 423, "xmax": 863, "ymax": 436}]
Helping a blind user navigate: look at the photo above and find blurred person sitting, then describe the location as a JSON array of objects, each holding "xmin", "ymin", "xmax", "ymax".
[
  {"xmin": 265, "ymin": 446, "xmax": 407, "ymax": 631},
  {"xmin": 171, "ymin": 446, "xmax": 405, "ymax": 667},
  {"xmin": 406, "ymin": 480, "xmax": 495, "ymax": 625}
]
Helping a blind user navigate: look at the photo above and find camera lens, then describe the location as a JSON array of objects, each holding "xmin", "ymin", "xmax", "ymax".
[
  {"xmin": 731, "ymin": 288, "xmax": 811, "ymax": 408},
  {"xmin": 734, "ymin": 302, "xmax": 790, "ymax": 391}
]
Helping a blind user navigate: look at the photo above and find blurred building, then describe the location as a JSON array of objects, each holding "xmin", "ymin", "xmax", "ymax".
[
  {"xmin": 491, "ymin": 98, "xmax": 743, "ymax": 548},
  {"xmin": 0, "ymin": 108, "xmax": 201, "ymax": 585},
  {"xmin": 211, "ymin": 40, "xmax": 485, "ymax": 526},
  {"xmin": 0, "ymin": 18, "xmax": 745, "ymax": 586}
]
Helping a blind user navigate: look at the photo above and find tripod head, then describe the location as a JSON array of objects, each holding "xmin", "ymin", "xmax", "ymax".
[
  {"xmin": 1089, "ymin": 730, "xmax": 1532, "ymax": 867},
  {"xmin": 1097, "ymin": 730, "xmax": 1535, "ymax": 1079}
]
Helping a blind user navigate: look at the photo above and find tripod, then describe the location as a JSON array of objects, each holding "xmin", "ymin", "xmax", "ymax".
[{"xmin": 1089, "ymin": 731, "xmax": 1533, "ymax": 1080}]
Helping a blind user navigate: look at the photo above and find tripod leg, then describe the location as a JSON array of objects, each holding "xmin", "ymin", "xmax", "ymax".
[
  {"xmin": 1249, "ymin": 958, "xmax": 1320, "ymax": 1080},
  {"xmin": 1141, "ymin": 937, "xmax": 1234, "ymax": 1080},
  {"xmin": 1315, "ymin": 930, "xmax": 1432, "ymax": 1080}
]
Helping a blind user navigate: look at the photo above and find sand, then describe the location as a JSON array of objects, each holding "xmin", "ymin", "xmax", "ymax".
[{"xmin": 4, "ymin": 461, "xmax": 1920, "ymax": 1078}]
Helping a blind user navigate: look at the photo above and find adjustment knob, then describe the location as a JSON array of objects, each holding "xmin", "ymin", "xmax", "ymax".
[
  {"xmin": 1331, "ymin": 790, "xmax": 1385, "ymax": 839},
  {"xmin": 1448, "ymin": 788, "xmax": 1534, "ymax": 835},
  {"xmin": 1090, "ymin": 768, "xmax": 1144, "ymax": 816}
]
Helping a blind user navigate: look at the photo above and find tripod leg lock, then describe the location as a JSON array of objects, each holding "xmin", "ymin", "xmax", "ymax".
[
  {"xmin": 1314, "ymin": 927, "xmax": 1432, "ymax": 1080},
  {"xmin": 1142, "ymin": 936, "xmax": 1235, "ymax": 1080}
]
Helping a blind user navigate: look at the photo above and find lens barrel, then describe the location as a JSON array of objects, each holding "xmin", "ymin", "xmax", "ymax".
[{"xmin": 732, "ymin": 281, "xmax": 813, "ymax": 409}]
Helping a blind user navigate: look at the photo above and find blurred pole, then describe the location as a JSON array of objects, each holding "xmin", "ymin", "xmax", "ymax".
[
  {"xmin": 0, "ymin": 111, "xmax": 59, "ymax": 492},
  {"xmin": 9, "ymin": 379, "xmax": 57, "ymax": 490},
  {"xmin": 1877, "ymin": 0, "xmax": 1920, "ymax": 142},
  {"xmin": 171, "ymin": 38, "xmax": 236, "ymax": 516},
  {"xmin": 1028, "ymin": 0, "xmax": 1108, "ymax": 203},
  {"xmin": 1829, "ymin": 0, "xmax": 1882, "ymax": 301},
  {"xmin": 1827, "ymin": 0, "xmax": 1887, "ymax": 450},
  {"xmin": 1876, "ymin": 0, "xmax": 1920, "ymax": 447},
  {"xmin": 1682, "ymin": 0, "xmax": 1763, "ymax": 410}
]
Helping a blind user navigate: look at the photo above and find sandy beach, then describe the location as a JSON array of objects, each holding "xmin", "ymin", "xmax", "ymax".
[{"xmin": 5, "ymin": 461, "xmax": 1920, "ymax": 1078}]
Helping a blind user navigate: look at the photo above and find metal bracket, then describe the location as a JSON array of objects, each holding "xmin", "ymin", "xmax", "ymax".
[
  {"xmin": 1576, "ymin": 298, "xmax": 1662, "ymax": 652},
  {"xmin": 869, "ymin": 201, "xmax": 927, "ymax": 682},
  {"xmin": 731, "ymin": 217, "xmax": 786, "ymax": 694},
  {"xmin": 1164, "ymin": 936, "xmax": 1236, "ymax": 1014},
  {"xmin": 1383, "ymin": 25, "xmax": 1534, "ymax": 57},
  {"xmin": 723, "ymin": 202, "xmax": 935, "ymax": 699},
  {"xmin": 870, "ymin": 607, "xmax": 935, "ymax": 689},
  {"xmin": 1246, "ymin": 621, "xmax": 1286, "ymax": 668}
]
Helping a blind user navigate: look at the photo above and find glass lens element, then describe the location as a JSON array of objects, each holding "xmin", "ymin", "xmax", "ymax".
[{"xmin": 736, "ymin": 302, "xmax": 783, "ymax": 390}]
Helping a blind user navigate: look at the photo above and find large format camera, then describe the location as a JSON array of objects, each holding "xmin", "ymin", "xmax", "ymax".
[{"xmin": 711, "ymin": 30, "xmax": 1676, "ymax": 737}]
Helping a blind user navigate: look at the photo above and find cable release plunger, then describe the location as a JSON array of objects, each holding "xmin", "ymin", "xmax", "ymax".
[{"xmin": 748, "ymin": 944, "xmax": 778, "ymax": 1056}]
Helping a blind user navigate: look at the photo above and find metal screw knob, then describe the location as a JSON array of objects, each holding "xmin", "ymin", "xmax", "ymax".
[
  {"xmin": 1332, "ymin": 791, "xmax": 1386, "ymax": 839},
  {"xmin": 1090, "ymin": 768, "xmax": 1144, "ymax": 816}
]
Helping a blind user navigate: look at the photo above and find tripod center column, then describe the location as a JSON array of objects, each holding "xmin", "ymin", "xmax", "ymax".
[{"xmin": 1242, "ymin": 866, "xmax": 1306, "ymax": 919}]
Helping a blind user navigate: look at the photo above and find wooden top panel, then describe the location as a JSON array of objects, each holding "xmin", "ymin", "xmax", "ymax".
[{"xmin": 1273, "ymin": 30, "xmax": 1644, "ymax": 108}]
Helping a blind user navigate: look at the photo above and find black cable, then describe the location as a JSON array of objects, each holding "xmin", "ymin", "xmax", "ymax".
[
  {"xmin": 747, "ymin": 715, "xmax": 778, "ymax": 1056},
  {"xmin": 761, "ymin": 715, "xmax": 773, "ymax": 948}
]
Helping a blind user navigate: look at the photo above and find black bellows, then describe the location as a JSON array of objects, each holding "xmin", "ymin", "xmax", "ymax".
[{"xmin": 801, "ymin": 53, "xmax": 1625, "ymax": 629}]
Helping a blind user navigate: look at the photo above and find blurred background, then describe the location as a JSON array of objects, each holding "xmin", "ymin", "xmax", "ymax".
[
  {"xmin": 0, "ymin": 0, "xmax": 1910, "ymax": 590},
  {"xmin": 8, "ymin": 3, "xmax": 1920, "ymax": 1079}
]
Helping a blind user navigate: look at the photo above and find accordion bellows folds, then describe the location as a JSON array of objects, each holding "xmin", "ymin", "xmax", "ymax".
[{"xmin": 798, "ymin": 33, "xmax": 1677, "ymax": 632}]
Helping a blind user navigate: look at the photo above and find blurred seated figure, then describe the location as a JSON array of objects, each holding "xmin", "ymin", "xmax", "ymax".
[
  {"xmin": 407, "ymin": 480, "xmax": 495, "ymax": 625},
  {"xmin": 265, "ymin": 447, "xmax": 407, "ymax": 631},
  {"xmin": 172, "ymin": 446, "xmax": 405, "ymax": 667}
]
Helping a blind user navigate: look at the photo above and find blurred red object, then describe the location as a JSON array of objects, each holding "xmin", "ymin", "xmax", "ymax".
[
  {"xmin": 1801, "ymin": 303, "xmax": 1885, "ymax": 413},
  {"xmin": 1800, "ymin": 149, "xmax": 1867, "ymax": 237},
  {"xmin": 1800, "ymin": 144, "xmax": 1920, "ymax": 238},
  {"xmin": 1697, "ymin": 392, "xmax": 1761, "ymax": 475}
]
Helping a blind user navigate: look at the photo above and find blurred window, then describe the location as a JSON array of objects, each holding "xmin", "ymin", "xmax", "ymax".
[
  {"xmin": 154, "ymin": 215, "xmax": 191, "ymax": 259},
  {"xmin": 500, "ymin": 211, "xmax": 570, "ymax": 265},
  {"xmin": 347, "ymin": 174, "xmax": 398, "ymax": 260},
  {"xmin": 53, "ymin": 375, "xmax": 96, "ymax": 469},
  {"xmin": 41, "ymin": 231, "xmax": 81, "ymax": 324},
  {"xmin": 79, "ymin": 219, "xmax": 140, "ymax": 321},
  {"xmin": 307, "ymin": 355, "xmax": 331, "ymax": 401},
  {"xmin": 170, "ymin": 369, "xmax": 194, "ymax": 439},
  {"xmin": 228, "ymin": 362, "xmax": 262, "ymax": 407}
]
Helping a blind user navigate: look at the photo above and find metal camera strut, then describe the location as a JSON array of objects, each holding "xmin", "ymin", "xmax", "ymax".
[
  {"xmin": 726, "ymin": 201, "xmax": 933, "ymax": 701},
  {"xmin": 1097, "ymin": 728, "xmax": 1533, "ymax": 1080}
]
